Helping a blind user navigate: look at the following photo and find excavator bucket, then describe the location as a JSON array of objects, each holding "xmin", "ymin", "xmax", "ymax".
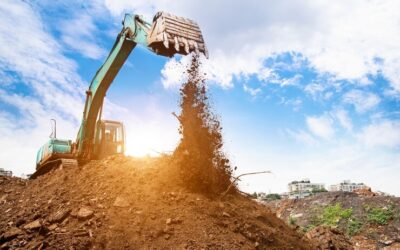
[{"xmin": 148, "ymin": 12, "xmax": 208, "ymax": 58}]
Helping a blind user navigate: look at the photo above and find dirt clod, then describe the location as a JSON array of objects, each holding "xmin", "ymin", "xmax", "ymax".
[
  {"xmin": 113, "ymin": 196, "xmax": 129, "ymax": 208},
  {"xmin": 76, "ymin": 207, "xmax": 94, "ymax": 220},
  {"xmin": 23, "ymin": 220, "xmax": 41, "ymax": 230},
  {"xmin": 2, "ymin": 227, "xmax": 23, "ymax": 241}
]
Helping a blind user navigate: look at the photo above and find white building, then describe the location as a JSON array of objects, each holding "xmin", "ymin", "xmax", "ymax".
[
  {"xmin": 330, "ymin": 180, "xmax": 368, "ymax": 192},
  {"xmin": 288, "ymin": 178, "xmax": 325, "ymax": 199},
  {"xmin": 0, "ymin": 168, "xmax": 12, "ymax": 177}
]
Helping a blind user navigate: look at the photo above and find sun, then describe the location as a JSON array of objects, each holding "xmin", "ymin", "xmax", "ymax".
[{"xmin": 123, "ymin": 122, "xmax": 179, "ymax": 157}]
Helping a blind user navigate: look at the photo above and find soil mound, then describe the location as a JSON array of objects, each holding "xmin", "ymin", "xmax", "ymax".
[{"xmin": 0, "ymin": 155, "xmax": 311, "ymax": 249}]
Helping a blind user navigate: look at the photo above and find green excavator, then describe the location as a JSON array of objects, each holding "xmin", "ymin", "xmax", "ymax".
[{"xmin": 31, "ymin": 12, "xmax": 207, "ymax": 179}]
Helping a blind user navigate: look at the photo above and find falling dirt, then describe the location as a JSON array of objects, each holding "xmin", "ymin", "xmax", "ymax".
[
  {"xmin": 0, "ymin": 156, "xmax": 312, "ymax": 249},
  {"xmin": 174, "ymin": 55, "xmax": 234, "ymax": 195}
]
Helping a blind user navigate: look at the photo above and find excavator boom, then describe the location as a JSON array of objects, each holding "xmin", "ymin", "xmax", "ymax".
[{"xmin": 76, "ymin": 12, "xmax": 207, "ymax": 162}]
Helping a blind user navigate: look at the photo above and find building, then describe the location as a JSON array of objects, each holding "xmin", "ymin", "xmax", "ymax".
[
  {"xmin": 330, "ymin": 180, "xmax": 368, "ymax": 192},
  {"xmin": 288, "ymin": 178, "xmax": 325, "ymax": 199},
  {"xmin": 0, "ymin": 168, "xmax": 12, "ymax": 177}
]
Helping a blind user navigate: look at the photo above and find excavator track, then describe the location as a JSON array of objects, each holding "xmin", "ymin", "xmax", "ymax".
[{"xmin": 30, "ymin": 157, "xmax": 77, "ymax": 179}]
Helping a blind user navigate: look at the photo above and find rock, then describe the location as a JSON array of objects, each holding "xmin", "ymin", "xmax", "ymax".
[
  {"xmin": 113, "ymin": 196, "xmax": 130, "ymax": 208},
  {"xmin": 222, "ymin": 212, "xmax": 231, "ymax": 218},
  {"xmin": 304, "ymin": 226, "xmax": 353, "ymax": 250},
  {"xmin": 0, "ymin": 242, "xmax": 9, "ymax": 250},
  {"xmin": 15, "ymin": 218, "xmax": 26, "ymax": 227},
  {"xmin": 48, "ymin": 208, "xmax": 71, "ymax": 223},
  {"xmin": 380, "ymin": 239, "xmax": 394, "ymax": 246},
  {"xmin": 2, "ymin": 227, "xmax": 23, "ymax": 241},
  {"xmin": 0, "ymin": 194, "xmax": 7, "ymax": 203},
  {"xmin": 48, "ymin": 224, "xmax": 58, "ymax": 231},
  {"xmin": 74, "ymin": 229, "xmax": 89, "ymax": 237},
  {"xmin": 166, "ymin": 218, "xmax": 172, "ymax": 225},
  {"xmin": 23, "ymin": 219, "xmax": 41, "ymax": 230},
  {"xmin": 76, "ymin": 207, "xmax": 94, "ymax": 220}
]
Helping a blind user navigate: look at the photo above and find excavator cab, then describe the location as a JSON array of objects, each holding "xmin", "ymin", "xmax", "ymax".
[{"xmin": 94, "ymin": 120, "xmax": 125, "ymax": 159}]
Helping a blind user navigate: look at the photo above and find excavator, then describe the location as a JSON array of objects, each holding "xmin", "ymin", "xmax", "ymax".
[{"xmin": 31, "ymin": 12, "xmax": 207, "ymax": 179}]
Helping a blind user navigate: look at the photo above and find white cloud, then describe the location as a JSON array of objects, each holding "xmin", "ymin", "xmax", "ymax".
[
  {"xmin": 160, "ymin": 56, "xmax": 189, "ymax": 88},
  {"xmin": 103, "ymin": 0, "xmax": 400, "ymax": 93},
  {"xmin": 343, "ymin": 89, "xmax": 380, "ymax": 113},
  {"xmin": 306, "ymin": 115, "xmax": 335, "ymax": 139},
  {"xmin": 358, "ymin": 120, "xmax": 400, "ymax": 148},
  {"xmin": 334, "ymin": 109, "xmax": 353, "ymax": 131},
  {"xmin": 243, "ymin": 84, "xmax": 261, "ymax": 97},
  {"xmin": 286, "ymin": 129, "xmax": 319, "ymax": 146},
  {"xmin": 280, "ymin": 97, "xmax": 302, "ymax": 111},
  {"xmin": 304, "ymin": 83, "xmax": 325, "ymax": 99},
  {"xmin": 60, "ymin": 14, "xmax": 107, "ymax": 59},
  {"xmin": 0, "ymin": 0, "xmax": 86, "ymax": 175}
]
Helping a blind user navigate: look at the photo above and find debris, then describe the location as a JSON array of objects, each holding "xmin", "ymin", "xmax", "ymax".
[
  {"xmin": 174, "ymin": 55, "xmax": 235, "ymax": 194},
  {"xmin": 76, "ymin": 207, "xmax": 94, "ymax": 220},
  {"xmin": 304, "ymin": 226, "xmax": 353, "ymax": 250},
  {"xmin": 2, "ymin": 227, "xmax": 23, "ymax": 241},
  {"xmin": 23, "ymin": 219, "xmax": 41, "ymax": 230},
  {"xmin": 113, "ymin": 196, "xmax": 130, "ymax": 208},
  {"xmin": 48, "ymin": 207, "xmax": 71, "ymax": 223},
  {"xmin": 47, "ymin": 224, "xmax": 58, "ymax": 231},
  {"xmin": 222, "ymin": 212, "xmax": 231, "ymax": 218}
]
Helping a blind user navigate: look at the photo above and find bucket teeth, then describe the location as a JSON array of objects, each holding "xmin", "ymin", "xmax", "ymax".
[
  {"xmin": 183, "ymin": 38, "xmax": 189, "ymax": 54},
  {"xmin": 147, "ymin": 11, "xmax": 207, "ymax": 57},
  {"xmin": 193, "ymin": 41, "xmax": 199, "ymax": 55},
  {"xmin": 174, "ymin": 36, "xmax": 179, "ymax": 51},
  {"xmin": 163, "ymin": 32, "xmax": 169, "ymax": 49}
]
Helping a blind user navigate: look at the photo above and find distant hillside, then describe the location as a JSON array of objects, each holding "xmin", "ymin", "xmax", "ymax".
[{"xmin": 264, "ymin": 191, "xmax": 400, "ymax": 249}]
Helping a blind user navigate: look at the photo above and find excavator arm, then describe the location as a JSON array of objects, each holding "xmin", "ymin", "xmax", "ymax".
[{"xmin": 75, "ymin": 12, "xmax": 207, "ymax": 162}]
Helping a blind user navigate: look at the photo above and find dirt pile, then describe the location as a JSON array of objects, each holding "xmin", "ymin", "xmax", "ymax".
[
  {"xmin": 174, "ymin": 55, "xmax": 234, "ymax": 195},
  {"xmin": 304, "ymin": 226, "xmax": 353, "ymax": 250},
  {"xmin": 353, "ymin": 188, "xmax": 377, "ymax": 197},
  {"xmin": 264, "ymin": 191, "xmax": 400, "ymax": 249},
  {"xmin": 0, "ymin": 155, "xmax": 311, "ymax": 249}
]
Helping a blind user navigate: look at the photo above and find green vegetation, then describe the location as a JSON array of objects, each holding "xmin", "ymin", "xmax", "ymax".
[
  {"xmin": 320, "ymin": 203, "xmax": 353, "ymax": 227},
  {"xmin": 288, "ymin": 215, "xmax": 297, "ymax": 226},
  {"xmin": 311, "ymin": 187, "xmax": 328, "ymax": 194},
  {"xmin": 366, "ymin": 206, "xmax": 394, "ymax": 225},
  {"xmin": 347, "ymin": 218, "xmax": 363, "ymax": 236},
  {"xmin": 298, "ymin": 201, "xmax": 400, "ymax": 237},
  {"xmin": 263, "ymin": 193, "xmax": 281, "ymax": 201},
  {"xmin": 303, "ymin": 203, "xmax": 364, "ymax": 236}
]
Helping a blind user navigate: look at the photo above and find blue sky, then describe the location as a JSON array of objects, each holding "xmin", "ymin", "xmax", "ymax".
[{"xmin": 0, "ymin": 0, "xmax": 399, "ymax": 195}]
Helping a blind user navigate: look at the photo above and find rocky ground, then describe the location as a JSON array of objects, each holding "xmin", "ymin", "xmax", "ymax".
[
  {"xmin": 264, "ymin": 191, "xmax": 400, "ymax": 249},
  {"xmin": 0, "ymin": 155, "xmax": 311, "ymax": 249}
]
